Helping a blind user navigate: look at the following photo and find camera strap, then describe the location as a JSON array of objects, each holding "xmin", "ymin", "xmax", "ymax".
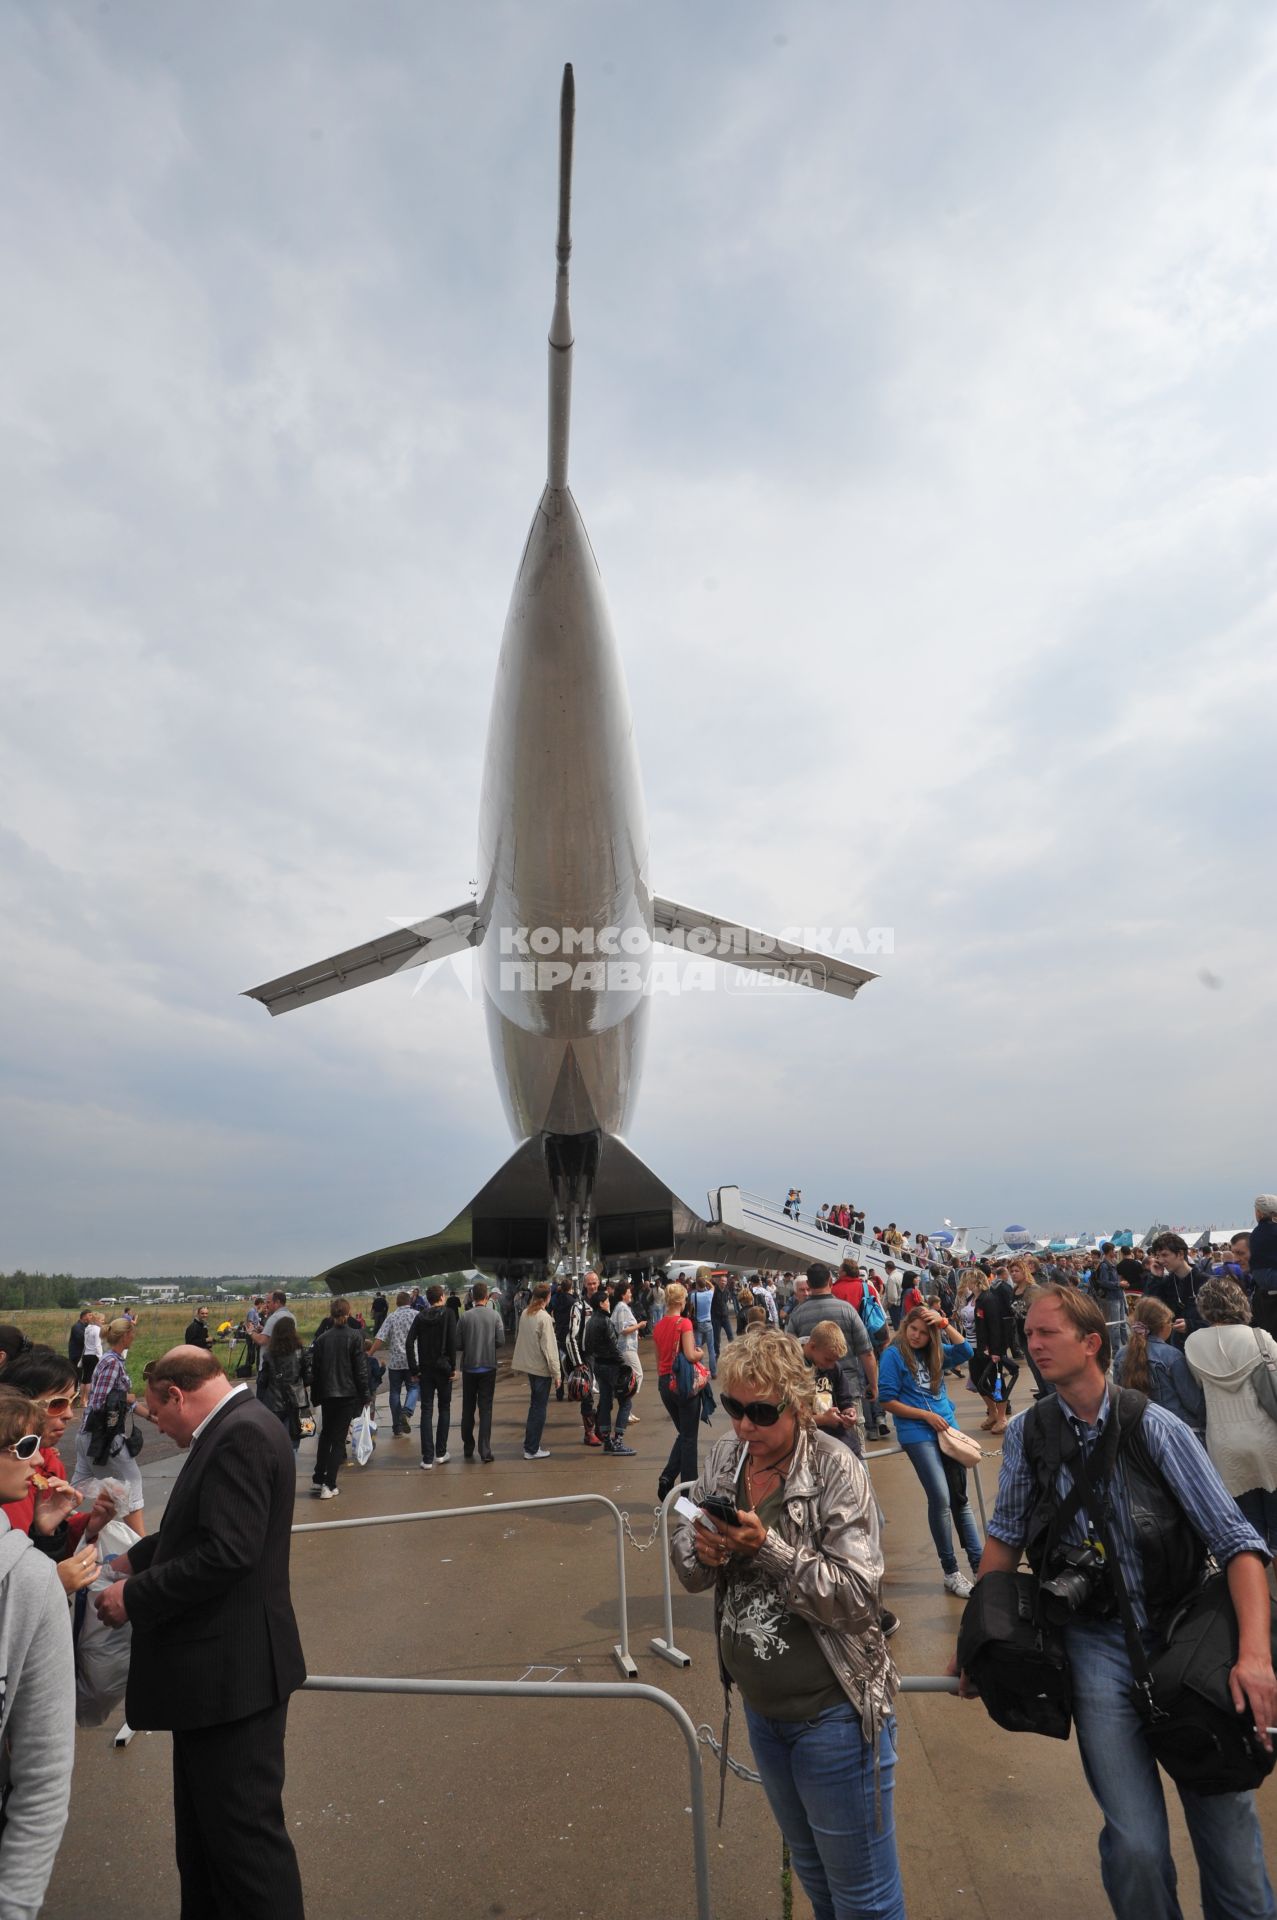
[
  {"xmin": 1057, "ymin": 1413, "xmax": 1164, "ymax": 1725},
  {"xmin": 1035, "ymin": 1400, "xmax": 1120, "ymax": 1601}
]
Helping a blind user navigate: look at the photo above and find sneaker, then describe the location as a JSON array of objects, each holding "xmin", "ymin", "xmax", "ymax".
[
  {"xmin": 943, "ymin": 1571, "xmax": 974, "ymax": 1598},
  {"xmin": 607, "ymin": 1441, "xmax": 636, "ymax": 1457},
  {"xmin": 523, "ymin": 1448, "xmax": 551, "ymax": 1460},
  {"xmin": 435, "ymin": 1451, "xmax": 451, "ymax": 1464},
  {"xmin": 880, "ymin": 1609, "xmax": 901, "ymax": 1638},
  {"xmin": 419, "ymin": 1459, "xmax": 435, "ymax": 1470},
  {"xmin": 318, "ymin": 1485, "xmax": 338, "ymax": 1500},
  {"xmin": 311, "ymin": 1484, "xmax": 324, "ymax": 1498}
]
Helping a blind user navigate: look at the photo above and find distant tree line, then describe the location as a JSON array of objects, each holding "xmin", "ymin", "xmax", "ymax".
[
  {"xmin": 0, "ymin": 1272, "xmax": 84, "ymax": 1311},
  {"xmin": 0, "ymin": 1272, "xmax": 314, "ymax": 1310}
]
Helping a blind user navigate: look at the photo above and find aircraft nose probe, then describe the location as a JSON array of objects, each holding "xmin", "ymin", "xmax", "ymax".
[{"xmin": 548, "ymin": 63, "xmax": 574, "ymax": 490}]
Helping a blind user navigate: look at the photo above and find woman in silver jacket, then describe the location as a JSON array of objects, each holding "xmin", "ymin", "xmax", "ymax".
[{"xmin": 672, "ymin": 1328, "xmax": 903, "ymax": 1920}]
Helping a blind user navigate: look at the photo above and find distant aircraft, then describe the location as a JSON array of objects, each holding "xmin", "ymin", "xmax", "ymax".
[{"xmin": 245, "ymin": 67, "xmax": 876, "ymax": 1290}]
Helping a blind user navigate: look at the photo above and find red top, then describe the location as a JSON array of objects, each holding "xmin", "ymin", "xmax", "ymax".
[
  {"xmin": 832, "ymin": 1276, "xmax": 880, "ymax": 1313},
  {"xmin": 653, "ymin": 1315, "xmax": 691, "ymax": 1379},
  {"xmin": 1, "ymin": 1443, "xmax": 90, "ymax": 1544}
]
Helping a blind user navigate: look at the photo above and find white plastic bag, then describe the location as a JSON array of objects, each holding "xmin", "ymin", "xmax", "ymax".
[
  {"xmin": 74, "ymin": 1518, "xmax": 140, "ymax": 1728},
  {"xmin": 349, "ymin": 1409, "xmax": 374, "ymax": 1467}
]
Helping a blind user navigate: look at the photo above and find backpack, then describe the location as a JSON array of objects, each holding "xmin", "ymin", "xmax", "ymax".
[{"xmin": 858, "ymin": 1285, "xmax": 888, "ymax": 1338}]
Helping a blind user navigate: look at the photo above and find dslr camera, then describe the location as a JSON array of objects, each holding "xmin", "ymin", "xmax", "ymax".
[{"xmin": 1039, "ymin": 1541, "xmax": 1113, "ymax": 1620}]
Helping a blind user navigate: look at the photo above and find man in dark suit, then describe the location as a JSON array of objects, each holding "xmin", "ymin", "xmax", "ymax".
[{"xmin": 95, "ymin": 1345, "xmax": 306, "ymax": 1919}]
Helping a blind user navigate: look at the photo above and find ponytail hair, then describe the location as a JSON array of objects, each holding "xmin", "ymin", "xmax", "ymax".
[{"xmin": 1121, "ymin": 1295, "xmax": 1174, "ymax": 1394}]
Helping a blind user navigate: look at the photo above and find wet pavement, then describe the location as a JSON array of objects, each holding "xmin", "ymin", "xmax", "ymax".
[{"xmin": 46, "ymin": 1373, "xmax": 1275, "ymax": 1919}]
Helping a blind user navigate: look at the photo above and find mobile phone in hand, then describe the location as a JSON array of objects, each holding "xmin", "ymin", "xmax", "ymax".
[{"xmin": 700, "ymin": 1493, "xmax": 741, "ymax": 1529}]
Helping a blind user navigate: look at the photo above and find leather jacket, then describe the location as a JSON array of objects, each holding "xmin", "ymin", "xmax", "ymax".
[
  {"xmin": 582, "ymin": 1308, "xmax": 623, "ymax": 1371},
  {"xmin": 672, "ymin": 1428, "xmax": 897, "ymax": 1752},
  {"xmin": 309, "ymin": 1326, "xmax": 369, "ymax": 1403}
]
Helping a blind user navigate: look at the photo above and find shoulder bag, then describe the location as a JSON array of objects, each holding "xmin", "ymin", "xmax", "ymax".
[
  {"xmin": 673, "ymin": 1346, "xmax": 711, "ymax": 1401},
  {"xmin": 1248, "ymin": 1331, "xmax": 1277, "ymax": 1425},
  {"xmin": 937, "ymin": 1426, "xmax": 983, "ymax": 1467},
  {"xmin": 956, "ymin": 1570, "xmax": 1072, "ymax": 1739}
]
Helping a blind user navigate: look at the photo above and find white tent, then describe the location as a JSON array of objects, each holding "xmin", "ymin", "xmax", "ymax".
[{"xmin": 1207, "ymin": 1228, "xmax": 1248, "ymax": 1247}]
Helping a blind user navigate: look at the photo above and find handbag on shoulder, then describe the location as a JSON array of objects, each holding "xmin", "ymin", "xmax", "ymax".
[
  {"xmin": 1248, "ymin": 1331, "xmax": 1277, "ymax": 1425},
  {"xmin": 673, "ymin": 1349, "xmax": 711, "ymax": 1400},
  {"xmin": 937, "ymin": 1425, "xmax": 983, "ymax": 1467}
]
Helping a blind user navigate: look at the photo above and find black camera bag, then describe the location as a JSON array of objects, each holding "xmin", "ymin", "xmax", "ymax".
[
  {"xmin": 1140, "ymin": 1573, "xmax": 1277, "ymax": 1795},
  {"xmin": 957, "ymin": 1570, "xmax": 1072, "ymax": 1738}
]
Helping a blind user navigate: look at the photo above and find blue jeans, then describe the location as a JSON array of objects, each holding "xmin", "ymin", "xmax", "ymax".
[
  {"xmin": 388, "ymin": 1368, "xmax": 411, "ymax": 1432},
  {"xmin": 744, "ymin": 1701, "xmax": 904, "ymax": 1920},
  {"xmin": 523, "ymin": 1374, "xmax": 552, "ymax": 1453},
  {"xmin": 900, "ymin": 1439, "xmax": 982, "ymax": 1576},
  {"xmin": 595, "ymin": 1364, "xmax": 633, "ymax": 1440},
  {"xmin": 696, "ymin": 1317, "xmax": 717, "ymax": 1375},
  {"xmin": 658, "ymin": 1378, "xmax": 700, "ymax": 1492},
  {"xmin": 1064, "ymin": 1618, "xmax": 1275, "ymax": 1919}
]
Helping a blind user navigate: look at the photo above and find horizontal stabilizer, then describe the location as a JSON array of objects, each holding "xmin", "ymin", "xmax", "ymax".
[
  {"xmin": 315, "ymin": 1132, "xmax": 904, "ymax": 1291},
  {"xmin": 653, "ymin": 897, "xmax": 876, "ymax": 1001},
  {"xmin": 243, "ymin": 901, "xmax": 484, "ymax": 1016}
]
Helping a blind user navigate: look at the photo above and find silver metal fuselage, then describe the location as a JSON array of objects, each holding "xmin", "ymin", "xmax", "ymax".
[{"xmin": 477, "ymin": 483, "xmax": 651, "ymax": 1141}]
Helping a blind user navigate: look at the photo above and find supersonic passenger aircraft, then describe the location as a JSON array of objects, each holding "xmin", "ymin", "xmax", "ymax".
[{"xmin": 246, "ymin": 68, "xmax": 876, "ymax": 1290}]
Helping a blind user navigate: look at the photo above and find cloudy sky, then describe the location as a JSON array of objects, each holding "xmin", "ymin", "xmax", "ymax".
[{"xmin": 2, "ymin": 2, "xmax": 1274, "ymax": 1275}]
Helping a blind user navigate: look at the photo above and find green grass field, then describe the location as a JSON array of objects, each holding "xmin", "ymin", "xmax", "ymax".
[{"xmin": 6, "ymin": 1298, "xmax": 380, "ymax": 1384}]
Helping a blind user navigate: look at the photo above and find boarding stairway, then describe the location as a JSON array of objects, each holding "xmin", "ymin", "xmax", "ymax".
[{"xmin": 708, "ymin": 1186, "xmax": 958, "ymax": 1283}]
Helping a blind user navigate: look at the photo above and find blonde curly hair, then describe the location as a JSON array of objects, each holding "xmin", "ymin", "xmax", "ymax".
[{"xmin": 717, "ymin": 1328, "xmax": 819, "ymax": 1428}]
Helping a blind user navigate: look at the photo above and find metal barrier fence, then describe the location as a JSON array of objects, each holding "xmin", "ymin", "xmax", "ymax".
[
  {"xmin": 294, "ymin": 1493, "xmax": 640, "ymax": 1677},
  {"xmin": 300, "ymin": 1673, "xmax": 712, "ymax": 1920},
  {"xmin": 650, "ymin": 1479, "xmax": 697, "ymax": 1667},
  {"xmin": 297, "ymin": 1670, "xmax": 962, "ymax": 1919},
  {"xmin": 865, "ymin": 1439, "xmax": 991, "ymax": 1529}
]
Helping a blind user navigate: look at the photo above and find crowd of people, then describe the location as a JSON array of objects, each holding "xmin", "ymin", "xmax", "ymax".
[
  {"xmin": 666, "ymin": 1195, "xmax": 1277, "ymax": 1920},
  {"xmin": 1, "ymin": 1194, "xmax": 1275, "ymax": 1917}
]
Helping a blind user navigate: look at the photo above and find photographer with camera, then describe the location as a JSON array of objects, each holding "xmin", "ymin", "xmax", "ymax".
[{"xmin": 954, "ymin": 1285, "xmax": 1276, "ymax": 1919}]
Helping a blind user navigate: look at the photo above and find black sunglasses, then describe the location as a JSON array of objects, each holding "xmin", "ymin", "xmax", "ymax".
[
  {"xmin": 720, "ymin": 1394, "xmax": 788, "ymax": 1427},
  {"xmin": 5, "ymin": 1432, "xmax": 42, "ymax": 1461}
]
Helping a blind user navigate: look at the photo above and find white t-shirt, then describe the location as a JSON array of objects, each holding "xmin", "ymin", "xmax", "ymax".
[
  {"xmin": 612, "ymin": 1301, "xmax": 641, "ymax": 1367},
  {"xmin": 83, "ymin": 1322, "xmax": 103, "ymax": 1359}
]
